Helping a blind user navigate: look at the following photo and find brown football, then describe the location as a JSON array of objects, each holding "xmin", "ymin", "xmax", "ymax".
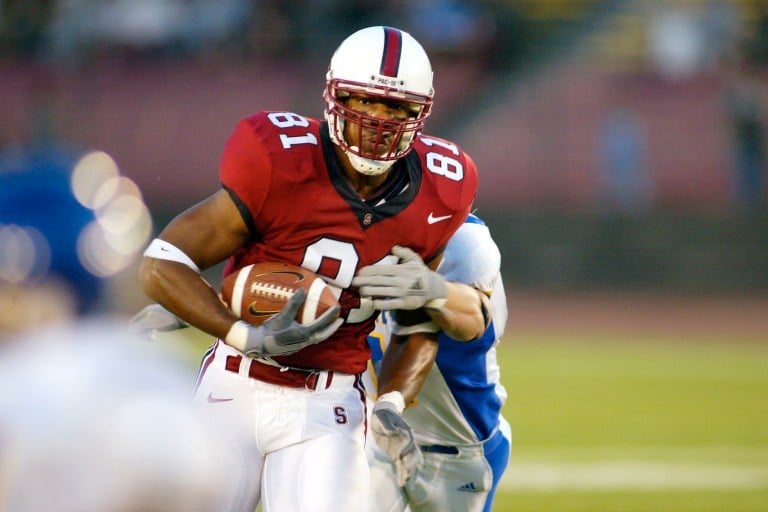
[{"xmin": 220, "ymin": 262, "xmax": 340, "ymax": 326}]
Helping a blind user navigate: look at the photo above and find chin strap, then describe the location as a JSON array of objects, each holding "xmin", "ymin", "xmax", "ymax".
[{"xmin": 346, "ymin": 150, "xmax": 394, "ymax": 176}]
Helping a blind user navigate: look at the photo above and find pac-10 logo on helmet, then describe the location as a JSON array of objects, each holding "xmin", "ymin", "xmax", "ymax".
[{"xmin": 324, "ymin": 26, "xmax": 434, "ymax": 176}]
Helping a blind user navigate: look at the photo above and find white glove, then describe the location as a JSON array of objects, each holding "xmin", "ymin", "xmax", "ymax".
[
  {"xmin": 227, "ymin": 288, "xmax": 343, "ymax": 357},
  {"xmin": 352, "ymin": 246, "xmax": 447, "ymax": 310},
  {"xmin": 129, "ymin": 304, "xmax": 187, "ymax": 340},
  {"xmin": 371, "ymin": 397, "xmax": 422, "ymax": 487}
]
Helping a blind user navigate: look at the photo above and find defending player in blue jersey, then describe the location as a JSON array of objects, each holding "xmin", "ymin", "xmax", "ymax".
[{"xmin": 363, "ymin": 214, "xmax": 511, "ymax": 512}]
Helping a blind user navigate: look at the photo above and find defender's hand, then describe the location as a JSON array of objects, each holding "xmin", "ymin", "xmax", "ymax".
[
  {"xmin": 352, "ymin": 245, "xmax": 447, "ymax": 310},
  {"xmin": 371, "ymin": 400, "xmax": 422, "ymax": 487},
  {"xmin": 129, "ymin": 303, "xmax": 188, "ymax": 339},
  {"xmin": 229, "ymin": 288, "xmax": 343, "ymax": 357}
]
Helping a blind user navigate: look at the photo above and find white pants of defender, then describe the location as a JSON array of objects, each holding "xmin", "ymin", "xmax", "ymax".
[
  {"xmin": 367, "ymin": 419, "xmax": 512, "ymax": 512},
  {"xmin": 194, "ymin": 346, "xmax": 369, "ymax": 512}
]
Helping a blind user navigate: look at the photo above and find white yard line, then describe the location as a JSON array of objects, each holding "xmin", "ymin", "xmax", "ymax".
[
  {"xmin": 501, "ymin": 448, "xmax": 768, "ymax": 491},
  {"xmin": 502, "ymin": 462, "xmax": 768, "ymax": 490}
]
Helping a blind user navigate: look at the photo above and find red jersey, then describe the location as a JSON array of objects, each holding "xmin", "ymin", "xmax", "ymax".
[{"xmin": 219, "ymin": 111, "xmax": 478, "ymax": 374}]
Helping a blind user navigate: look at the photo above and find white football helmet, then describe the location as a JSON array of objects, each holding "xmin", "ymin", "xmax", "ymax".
[{"xmin": 324, "ymin": 26, "xmax": 434, "ymax": 175}]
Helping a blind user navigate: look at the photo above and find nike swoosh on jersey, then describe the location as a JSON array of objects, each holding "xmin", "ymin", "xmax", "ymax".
[
  {"xmin": 206, "ymin": 392, "xmax": 234, "ymax": 403},
  {"xmin": 427, "ymin": 212, "xmax": 452, "ymax": 224}
]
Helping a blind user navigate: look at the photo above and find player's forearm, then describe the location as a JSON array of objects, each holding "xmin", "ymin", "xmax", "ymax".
[
  {"xmin": 139, "ymin": 258, "xmax": 237, "ymax": 340},
  {"xmin": 426, "ymin": 282, "xmax": 487, "ymax": 341},
  {"xmin": 377, "ymin": 332, "xmax": 438, "ymax": 406}
]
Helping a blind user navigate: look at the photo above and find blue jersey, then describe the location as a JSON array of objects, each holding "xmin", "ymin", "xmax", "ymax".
[{"xmin": 365, "ymin": 214, "xmax": 509, "ymax": 446}]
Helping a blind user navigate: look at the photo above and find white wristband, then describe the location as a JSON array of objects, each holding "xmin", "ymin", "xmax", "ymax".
[
  {"xmin": 377, "ymin": 391, "xmax": 405, "ymax": 414},
  {"xmin": 224, "ymin": 320, "xmax": 250, "ymax": 353},
  {"xmin": 143, "ymin": 238, "xmax": 200, "ymax": 273}
]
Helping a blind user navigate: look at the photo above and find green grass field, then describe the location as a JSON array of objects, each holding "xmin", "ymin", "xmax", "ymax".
[
  {"xmin": 156, "ymin": 320, "xmax": 768, "ymax": 511},
  {"xmin": 492, "ymin": 332, "xmax": 768, "ymax": 512}
]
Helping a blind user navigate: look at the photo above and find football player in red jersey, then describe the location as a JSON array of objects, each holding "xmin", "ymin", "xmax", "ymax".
[{"xmin": 139, "ymin": 26, "xmax": 489, "ymax": 512}]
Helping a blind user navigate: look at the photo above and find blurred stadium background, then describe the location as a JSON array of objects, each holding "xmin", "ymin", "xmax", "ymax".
[{"xmin": 1, "ymin": 1, "xmax": 767, "ymax": 510}]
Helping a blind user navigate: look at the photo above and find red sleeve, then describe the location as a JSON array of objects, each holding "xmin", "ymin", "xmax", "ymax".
[{"xmin": 219, "ymin": 115, "xmax": 272, "ymax": 232}]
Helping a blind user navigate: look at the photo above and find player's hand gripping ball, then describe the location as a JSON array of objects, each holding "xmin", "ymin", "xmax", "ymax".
[{"xmin": 221, "ymin": 262, "xmax": 340, "ymax": 327}]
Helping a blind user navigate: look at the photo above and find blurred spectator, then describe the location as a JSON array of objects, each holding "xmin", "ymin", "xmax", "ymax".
[
  {"xmin": 744, "ymin": 1, "xmax": 768, "ymax": 67},
  {"xmin": 596, "ymin": 100, "xmax": 653, "ymax": 214},
  {"xmin": 647, "ymin": 1, "xmax": 745, "ymax": 79},
  {"xmin": 404, "ymin": 0, "xmax": 495, "ymax": 58},
  {"xmin": 699, "ymin": 0, "xmax": 744, "ymax": 71},
  {"xmin": 478, "ymin": 1, "xmax": 527, "ymax": 73},
  {"xmin": 648, "ymin": 6, "xmax": 705, "ymax": 81},
  {"xmin": 0, "ymin": 0, "xmax": 55, "ymax": 58},
  {"xmin": 173, "ymin": 0, "xmax": 254, "ymax": 56},
  {"xmin": 46, "ymin": 0, "xmax": 180, "ymax": 60},
  {"xmin": 45, "ymin": 0, "xmax": 253, "ymax": 61},
  {"xmin": 725, "ymin": 63, "xmax": 767, "ymax": 213},
  {"xmin": 278, "ymin": 0, "xmax": 400, "ymax": 60}
]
